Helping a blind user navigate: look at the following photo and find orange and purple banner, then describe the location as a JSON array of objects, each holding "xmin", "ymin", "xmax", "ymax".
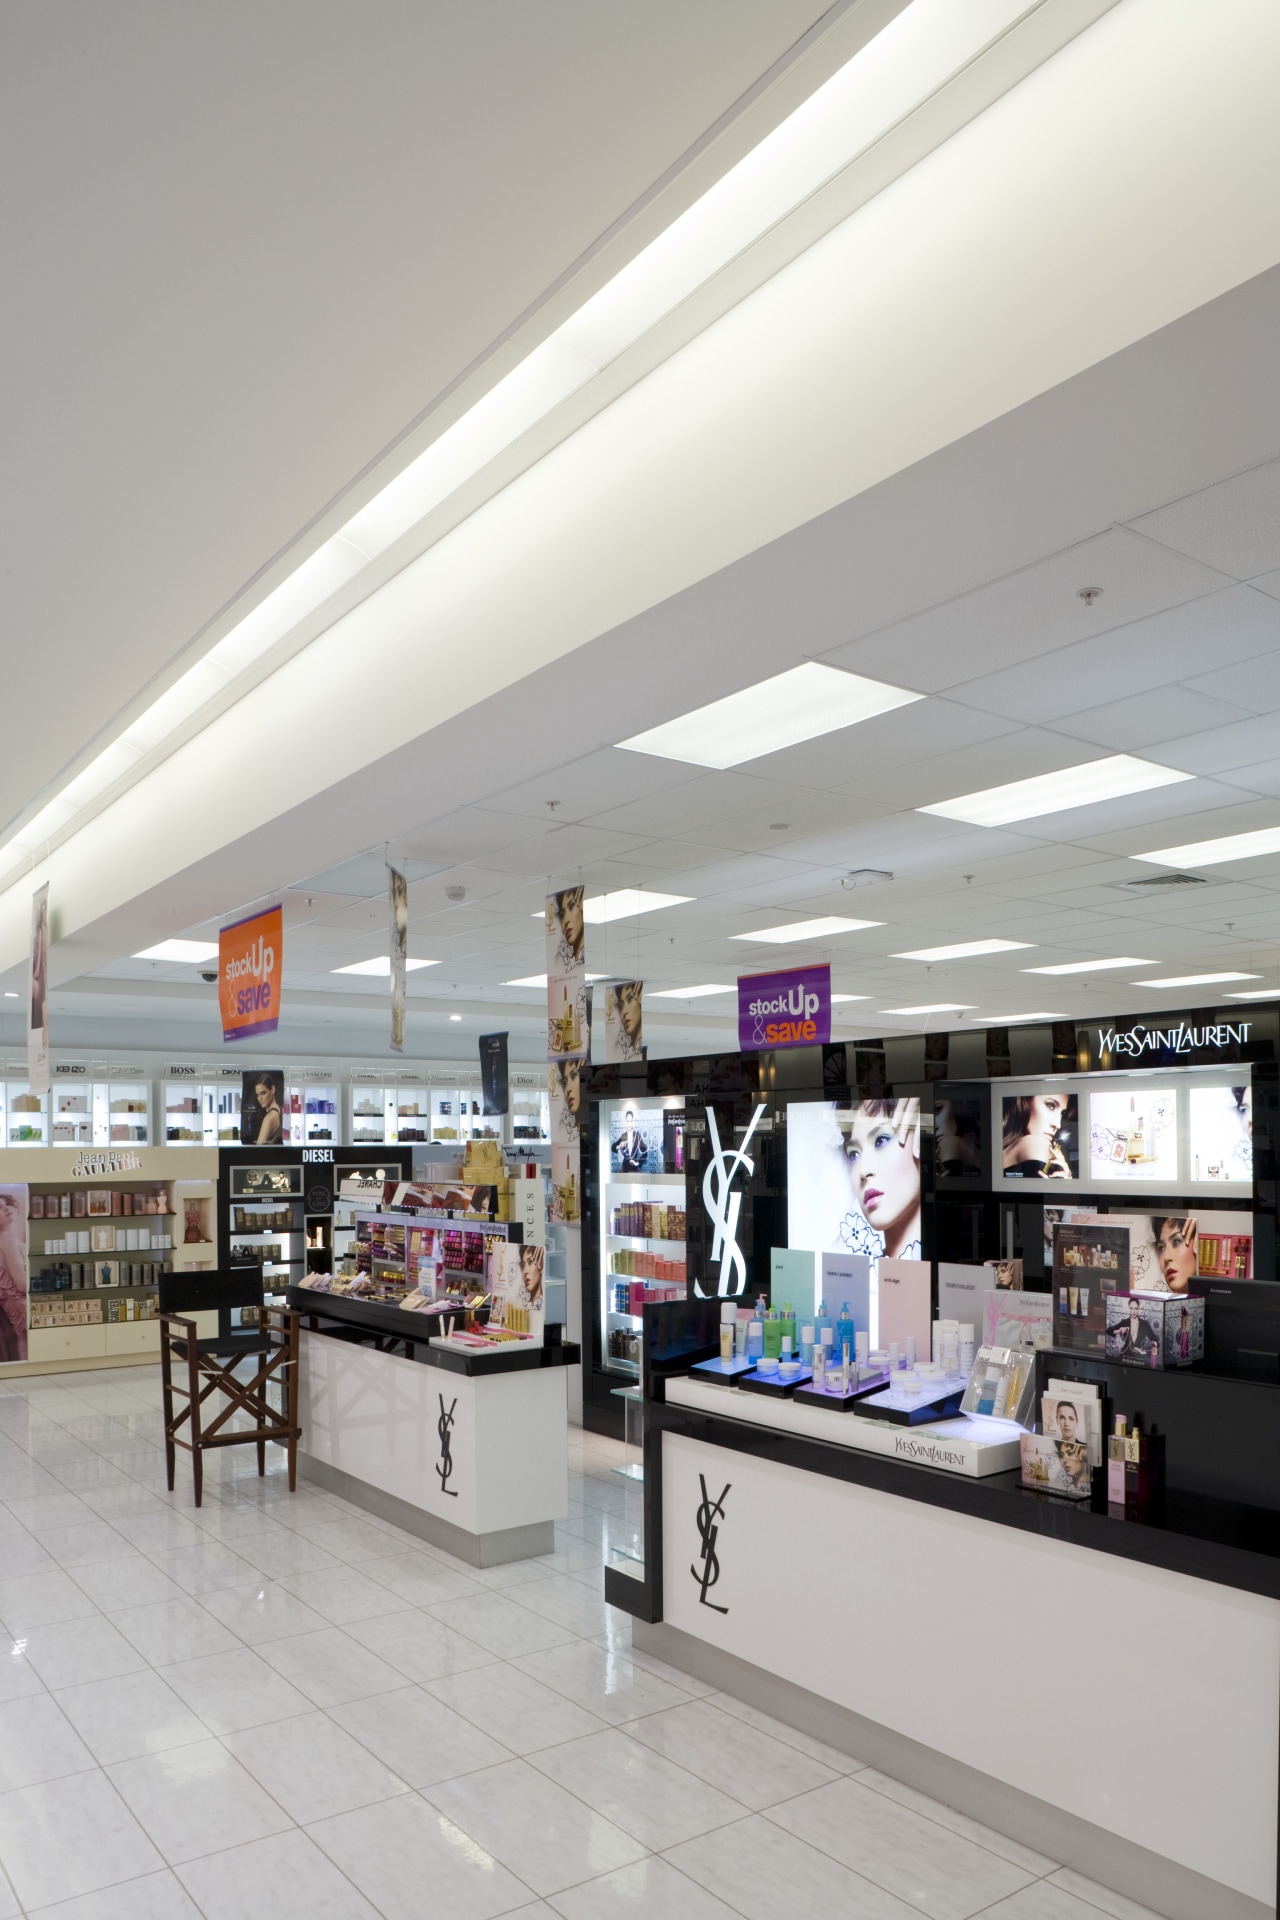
[
  {"xmin": 738, "ymin": 963, "xmax": 831, "ymax": 1050},
  {"xmin": 219, "ymin": 905, "xmax": 282, "ymax": 1043}
]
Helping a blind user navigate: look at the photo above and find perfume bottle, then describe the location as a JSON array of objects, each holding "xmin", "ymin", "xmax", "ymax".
[
  {"xmin": 1127, "ymin": 1094, "xmax": 1145, "ymax": 1164},
  {"xmin": 1107, "ymin": 1414, "xmax": 1127, "ymax": 1504}
]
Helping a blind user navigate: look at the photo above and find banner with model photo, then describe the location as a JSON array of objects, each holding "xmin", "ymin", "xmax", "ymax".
[
  {"xmin": 479, "ymin": 1032, "xmax": 509, "ymax": 1116},
  {"xmin": 545, "ymin": 886, "xmax": 589, "ymax": 1061},
  {"xmin": 28, "ymin": 883, "xmax": 49, "ymax": 1096},
  {"xmin": 389, "ymin": 866, "xmax": 408, "ymax": 1054},
  {"xmin": 0, "ymin": 1185, "xmax": 29, "ymax": 1363},
  {"xmin": 786, "ymin": 1098, "xmax": 922, "ymax": 1263},
  {"xmin": 219, "ymin": 904, "xmax": 282, "ymax": 1043},
  {"xmin": 603, "ymin": 981, "xmax": 643, "ymax": 1062},
  {"xmin": 548, "ymin": 1058, "xmax": 581, "ymax": 1223},
  {"xmin": 239, "ymin": 1070, "xmax": 285, "ymax": 1146}
]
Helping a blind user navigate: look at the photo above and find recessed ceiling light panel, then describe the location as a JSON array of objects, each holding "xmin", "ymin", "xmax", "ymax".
[
  {"xmin": 504, "ymin": 973, "xmax": 607, "ymax": 989},
  {"xmin": 731, "ymin": 916, "xmax": 881, "ymax": 943},
  {"xmin": 919, "ymin": 754, "xmax": 1191, "ymax": 826},
  {"xmin": 1025, "ymin": 957, "xmax": 1155, "ymax": 976},
  {"xmin": 1132, "ymin": 971, "xmax": 1261, "ymax": 988},
  {"xmin": 1133, "ymin": 826, "xmax": 1280, "ymax": 868},
  {"xmin": 967, "ymin": 1011, "xmax": 1063, "ymax": 1024},
  {"xmin": 648, "ymin": 984, "xmax": 734, "ymax": 999},
  {"xmin": 830, "ymin": 993, "xmax": 871, "ymax": 1003},
  {"xmin": 133, "ymin": 940, "xmax": 220, "ymax": 963},
  {"xmin": 893, "ymin": 939, "xmax": 1033, "ymax": 962},
  {"xmin": 617, "ymin": 663, "xmax": 921, "ymax": 769},
  {"xmin": 583, "ymin": 890, "xmax": 691, "ymax": 924},
  {"xmin": 881, "ymin": 1003, "xmax": 976, "ymax": 1015},
  {"xmin": 1227, "ymin": 990, "xmax": 1280, "ymax": 1001},
  {"xmin": 332, "ymin": 957, "xmax": 437, "ymax": 976}
]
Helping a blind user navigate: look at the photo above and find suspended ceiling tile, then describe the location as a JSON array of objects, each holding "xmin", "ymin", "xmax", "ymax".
[
  {"xmin": 820, "ymin": 527, "xmax": 1232, "ymax": 694},
  {"xmin": 1143, "ymin": 712, "xmax": 1280, "ymax": 778},
  {"xmin": 589, "ymin": 770, "xmax": 817, "ymax": 838},
  {"xmin": 1050, "ymin": 683, "xmax": 1252, "ymax": 752},
  {"xmin": 947, "ymin": 584, "xmax": 1280, "ymax": 724},
  {"xmin": 735, "ymin": 696, "xmax": 1016, "ymax": 787},
  {"xmin": 476, "ymin": 748, "xmax": 701, "ymax": 823},
  {"xmin": 1127, "ymin": 457, "xmax": 1280, "ymax": 579}
]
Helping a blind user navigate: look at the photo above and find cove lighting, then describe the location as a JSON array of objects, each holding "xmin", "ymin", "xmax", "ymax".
[
  {"xmin": 649, "ymin": 984, "xmax": 733, "ymax": 999},
  {"xmin": 1025, "ymin": 957, "xmax": 1155, "ymax": 975},
  {"xmin": 893, "ymin": 939, "xmax": 1032, "ymax": 962},
  {"xmin": 918, "ymin": 755, "xmax": 1191, "ymax": 827},
  {"xmin": 732, "ymin": 915, "xmax": 881, "ymax": 943},
  {"xmin": 504, "ymin": 973, "xmax": 607, "ymax": 989},
  {"xmin": 332, "ymin": 957, "xmax": 437, "ymax": 976},
  {"xmin": 968, "ymin": 1011, "xmax": 1062, "ymax": 1024},
  {"xmin": 1133, "ymin": 825, "xmax": 1280, "ymax": 868},
  {"xmin": 133, "ymin": 940, "xmax": 220, "ymax": 963},
  {"xmin": 0, "ymin": 0, "xmax": 1032, "ymax": 896},
  {"xmin": 617, "ymin": 663, "xmax": 921, "ymax": 769},
  {"xmin": 882, "ymin": 1003, "xmax": 975, "ymax": 1015},
  {"xmin": 1132, "ymin": 972, "xmax": 1260, "ymax": 988}
]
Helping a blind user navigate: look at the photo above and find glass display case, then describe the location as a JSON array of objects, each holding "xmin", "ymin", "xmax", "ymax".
[
  {"xmin": 164, "ymin": 1080, "xmax": 240, "ymax": 1145},
  {"xmin": 598, "ymin": 1093, "xmax": 687, "ymax": 1377},
  {"xmin": 511, "ymin": 1079, "xmax": 550, "ymax": 1143},
  {"xmin": 283, "ymin": 1083, "xmax": 338, "ymax": 1144},
  {"xmin": 393, "ymin": 1087, "xmax": 430, "ymax": 1143},
  {"xmin": 49, "ymin": 1077, "xmax": 149, "ymax": 1147},
  {"xmin": 7, "ymin": 1082, "xmax": 48, "ymax": 1147},
  {"xmin": 350, "ymin": 1084, "xmax": 392, "ymax": 1144}
]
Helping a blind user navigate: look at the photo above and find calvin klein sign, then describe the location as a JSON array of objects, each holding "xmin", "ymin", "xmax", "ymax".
[{"xmin": 1081, "ymin": 1017, "xmax": 1255, "ymax": 1071}]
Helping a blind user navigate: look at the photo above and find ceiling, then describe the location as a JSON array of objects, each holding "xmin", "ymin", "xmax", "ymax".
[
  {"xmin": 7, "ymin": 0, "xmax": 1280, "ymax": 1065},
  {"xmin": 0, "ymin": 0, "xmax": 845, "ymax": 832}
]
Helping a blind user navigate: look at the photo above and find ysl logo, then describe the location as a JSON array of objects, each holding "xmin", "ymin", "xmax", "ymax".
[
  {"xmin": 691, "ymin": 1473, "xmax": 731, "ymax": 1613},
  {"xmin": 436, "ymin": 1395, "xmax": 458, "ymax": 1497},
  {"xmin": 697, "ymin": 1102, "xmax": 764, "ymax": 1298}
]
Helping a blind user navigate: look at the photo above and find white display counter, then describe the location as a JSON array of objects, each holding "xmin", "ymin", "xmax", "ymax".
[{"xmin": 295, "ymin": 1317, "xmax": 575, "ymax": 1566}]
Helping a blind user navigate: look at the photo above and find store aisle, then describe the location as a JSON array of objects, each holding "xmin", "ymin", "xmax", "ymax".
[{"xmin": 0, "ymin": 1368, "xmax": 1156, "ymax": 1920}]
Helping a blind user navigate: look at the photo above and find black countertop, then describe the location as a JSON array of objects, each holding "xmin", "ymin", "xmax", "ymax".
[{"xmin": 288, "ymin": 1285, "xmax": 580, "ymax": 1378}]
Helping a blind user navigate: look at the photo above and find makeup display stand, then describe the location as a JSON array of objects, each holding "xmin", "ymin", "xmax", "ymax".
[{"xmin": 289, "ymin": 1286, "xmax": 579, "ymax": 1566}]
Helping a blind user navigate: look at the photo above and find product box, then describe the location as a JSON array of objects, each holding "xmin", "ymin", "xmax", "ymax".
[
  {"xmin": 1020, "ymin": 1430, "xmax": 1091, "ymax": 1499},
  {"xmin": 1052, "ymin": 1223, "xmax": 1128, "ymax": 1350},
  {"xmin": 1104, "ymin": 1291, "xmax": 1205, "ymax": 1368}
]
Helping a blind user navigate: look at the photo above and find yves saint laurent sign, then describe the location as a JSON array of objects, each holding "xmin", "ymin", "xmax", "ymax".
[
  {"xmin": 695, "ymin": 1103, "xmax": 764, "ymax": 1299},
  {"xmin": 692, "ymin": 1473, "xmax": 730, "ymax": 1613},
  {"xmin": 1083, "ymin": 1019, "xmax": 1254, "ymax": 1071},
  {"xmin": 436, "ymin": 1394, "xmax": 458, "ymax": 1498}
]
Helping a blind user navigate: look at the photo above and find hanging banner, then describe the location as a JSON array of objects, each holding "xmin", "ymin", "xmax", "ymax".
[
  {"xmin": 27, "ymin": 884, "xmax": 50, "ymax": 1096},
  {"xmin": 219, "ymin": 904, "xmax": 282, "ymax": 1043},
  {"xmin": 604, "ymin": 981, "xmax": 644, "ymax": 1063},
  {"xmin": 479, "ymin": 1033, "xmax": 509, "ymax": 1116},
  {"xmin": 0, "ymin": 1185, "xmax": 29, "ymax": 1363},
  {"xmin": 389, "ymin": 866, "xmax": 408, "ymax": 1054},
  {"xmin": 549, "ymin": 1058, "xmax": 582, "ymax": 1223},
  {"xmin": 545, "ymin": 886, "xmax": 589, "ymax": 1061},
  {"xmin": 239, "ymin": 1070, "xmax": 285, "ymax": 1146},
  {"xmin": 738, "ymin": 962, "xmax": 831, "ymax": 1051}
]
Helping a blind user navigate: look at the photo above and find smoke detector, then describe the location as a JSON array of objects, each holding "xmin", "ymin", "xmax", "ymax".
[
  {"xmin": 841, "ymin": 869, "xmax": 894, "ymax": 889},
  {"xmin": 446, "ymin": 885, "xmax": 466, "ymax": 902}
]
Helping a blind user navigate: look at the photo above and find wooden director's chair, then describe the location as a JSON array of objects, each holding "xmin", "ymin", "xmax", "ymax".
[{"xmin": 159, "ymin": 1268, "xmax": 301, "ymax": 1507}]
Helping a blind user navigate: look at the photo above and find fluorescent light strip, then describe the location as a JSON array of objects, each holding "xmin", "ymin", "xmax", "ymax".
[
  {"xmin": 0, "ymin": 2, "xmax": 1029, "ymax": 889},
  {"xmin": 1132, "ymin": 972, "xmax": 1260, "ymax": 988},
  {"xmin": 332, "ymin": 956, "xmax": 438, "ymax": 976},
  {"xmin": 893, "ymin": 939, "xmax": 1033, "ymax": 962},
  {"xmin": 1024, "ymin": 957, "xmax": 1155, "ymax": 975},
  {"xmin": 1133, "ymin": 825, "xmax": 1280, "ymax": 868},
  {"xmin": 618, "ymin": 663, "xmax": 920, "ymax": 769},
  {"xmin": 649, "ymin": 984, "xmax": 734, "ymax": 999},
  {"xmin": 133, "ymin": 939, "xmax": 220, "ymax": 963},
  {"xmin": 1227, "ymin": 990, "xmax": 1280, "ymax": 1001},
  {"xmin": 831, "ymin": 993, "xmax": 871, "ymax": 1003},
  {"xmin": 731, "ymin": 914, "xmax": 881, "ymax": 943},
  {"xmin": 504, "ymin": 973, "xmax": 607, "ymax": 989},
  {"xmin": 882, "ymin": 1002, "xmax": 975, "ymax": 1015},
  {"xmin": 919, "ymin": 754, "xmax": 1191, "ymax": 827},
  {"xmin": 584, "ymin": 890, "xmax": 691, "ymax": 924},
  {"xmin": 968, "ymin": 1011, "xmax": 1062, "ymax": 1024}
]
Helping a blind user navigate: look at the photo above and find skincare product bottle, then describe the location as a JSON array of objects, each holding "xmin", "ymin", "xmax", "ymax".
[
  {"xmin": 800, "ymin": 1323, "xmax": 816, "ymax": 1367},
  {"xmin": 763, "ymin": 1308, "xmax": 783, "ymax": 1360},
  {"xmin": 991, "ymin": 1362, "xmax": 1013, "ymax": 1419},
  {"xmin": 781, "ymin": 1334, "xmax": 793, "ymax": 1361},
  {"xmin": 957, "ymin": 1324, "xmax": 975, "ymax": 1377},
  {"xmin": 855, "ymin": 1330, "xmax": 869, "ymax": 1365},
  {"xmin": 905, "ymin": 1335, "xmax": 917, "ymax": 1369},
  {"xmin": 836, "ymin": 1302, "xmax": 856, "ymax": 1357},
  {"xmin": 815, "ymin": 1299, "xmax": 833, "ymax": 1350},
  {"xmin": 746, "ymin": 1315, "xmax": 763, "ymax": 1360},
  {"xmin": 812, "ymin": 1343, "xmax": 827, "ymax": 1390},
  {"xmin": 888, "ymin": 1341, "xmax": 900, "ymax": 1373},
  {"xmin": 734, "ymin": 1314, "xmax": 749, "ymax": 1358},
  {"xmin": 720, "ymin": 1302, "xmax": 735, "ymax": 1363}
]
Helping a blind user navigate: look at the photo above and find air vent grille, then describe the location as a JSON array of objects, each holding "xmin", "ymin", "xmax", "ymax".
[{"xmin": 1115, "ymin": 873, "xmax": 1209, "ymax": 894}]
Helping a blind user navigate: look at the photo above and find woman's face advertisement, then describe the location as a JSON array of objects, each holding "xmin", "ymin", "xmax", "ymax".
[
  {"xmin": 844, "ymin": 1098, "xmax": 922, "ymax": 1261},
  {"xmin": 1003, "ymin": 1092, "xmax": 1077, "ymax": 1179}
]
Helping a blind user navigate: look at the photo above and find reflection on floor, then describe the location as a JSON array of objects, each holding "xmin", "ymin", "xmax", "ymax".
[{"xmin": 0, "ymin": 1365, "xmax": 1159, "ymax": 1919}]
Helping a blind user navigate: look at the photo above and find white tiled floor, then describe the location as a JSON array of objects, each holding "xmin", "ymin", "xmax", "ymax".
[{"xmin": 0, "ymin": 1367, "xmax": 1165, "ymax": 1920}]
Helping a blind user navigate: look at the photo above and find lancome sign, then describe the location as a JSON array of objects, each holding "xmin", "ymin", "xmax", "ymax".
[{"xmin": 1082, "ymin": 1018, "xmax": 1254, "ymax": 1071}]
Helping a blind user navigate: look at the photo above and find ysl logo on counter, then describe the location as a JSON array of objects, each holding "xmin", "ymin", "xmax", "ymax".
[
  {"xmin": 436, "ymin": 1395, "xmax": 458, "ymax": 1497},
  {"xmin": 691, "ymin": 1473, "xmax": 731, "ymax": 1613},
  {"xmin": 696, "ymin": 1102, "xmax": 765, "ymax": 1298}
]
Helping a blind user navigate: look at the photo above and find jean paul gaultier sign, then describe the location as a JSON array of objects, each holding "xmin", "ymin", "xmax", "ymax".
[{"xmin": 1080, "ymin": 1017, "xmax": 1255, "ymax": 1071}]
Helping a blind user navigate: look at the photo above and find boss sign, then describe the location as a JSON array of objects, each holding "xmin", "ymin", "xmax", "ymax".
[{"xmin": 737, "ymin": 963, "xmax": 831, "ymax": 1050}]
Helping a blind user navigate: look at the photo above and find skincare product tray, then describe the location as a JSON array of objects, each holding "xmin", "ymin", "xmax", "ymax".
[
  {"xmin": 667, "ymin": 1375, "xmax": 1024, "ymax": 1478},
  {"xmin": 850, "ymin": 1375, "xmax": 970, "ymax": 1426},
  {"xmin": 689, "ymin": 1354, "xmax": 757, "ymax": 1385}
]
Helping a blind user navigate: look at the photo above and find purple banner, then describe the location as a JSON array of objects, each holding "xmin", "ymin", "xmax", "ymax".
[{"xmin": 738, "ymin": 964, "xmax": 831, "ymax": 1051}]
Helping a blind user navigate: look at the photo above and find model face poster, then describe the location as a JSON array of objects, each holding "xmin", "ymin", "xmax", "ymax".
[
  {"xmin": 0, "ymin": 1186, "xmax": 29, "ymax": 1364},
  {"xmin": 1002, "ymin": 1093, "xmax": 1078, "ymax": 1180},
  {"xmin": 28, "ymin": 883, "xmax": 49, "ymax": 1097},
  {"xmin": 487, "ymin": 1240, "xmax": 545, "ymax": 1343},
  {"xmin": 389, "ymin": 865, "xmax": 408, "ymax": 1054},
  {"xmin": 786, "ymin": 1099, "xmax": 922, "ymax": 1262},
  {"xmin": 548, "ymin": 1058, "xmax": 581, "ymax": 1225},
  {"xmin": 604, "ymin": 981, "xmax": 643, "ymax": 1062},
  {"xmin": 545, "ymin": 887, "xmax": 589, "ymax": 1062},
  {"xmin": 610, "ymin": 1107, "xmax": 664, "ymax": 1175},
  {"xmin": 240, "ymin": 1070, "xmax": 284, "ymax": 1147},
  {"xmin": 935, "ymin": 1093, "xmax": 983, "ymax": 1179}
]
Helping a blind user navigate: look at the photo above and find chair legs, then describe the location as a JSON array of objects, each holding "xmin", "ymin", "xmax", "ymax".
[{"xmin": 160, "ymin": 1314, "xmax": 302, "ymax": 1508}]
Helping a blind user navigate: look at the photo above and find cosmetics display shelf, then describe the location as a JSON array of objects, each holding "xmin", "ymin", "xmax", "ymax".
[
  {"xmin": 288, "ymin": 1285, "xmax": 578, "ymax": 1377},
  {"xmin": 606, "ymin": 1233, "xmax": 686, "ymax": 1249},
  {"xmin": 28, "ymin": 1285, "xmax": 160, "ymax": 1300},
  {"xmin": 608, "ymin": 1174, "xmax": 684, "ymax": 1187}
]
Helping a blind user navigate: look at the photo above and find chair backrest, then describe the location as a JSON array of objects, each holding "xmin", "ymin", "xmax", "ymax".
[{"xmin": 159, "ymin": 1265, "xmax": 264, "ymax": 1344}]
